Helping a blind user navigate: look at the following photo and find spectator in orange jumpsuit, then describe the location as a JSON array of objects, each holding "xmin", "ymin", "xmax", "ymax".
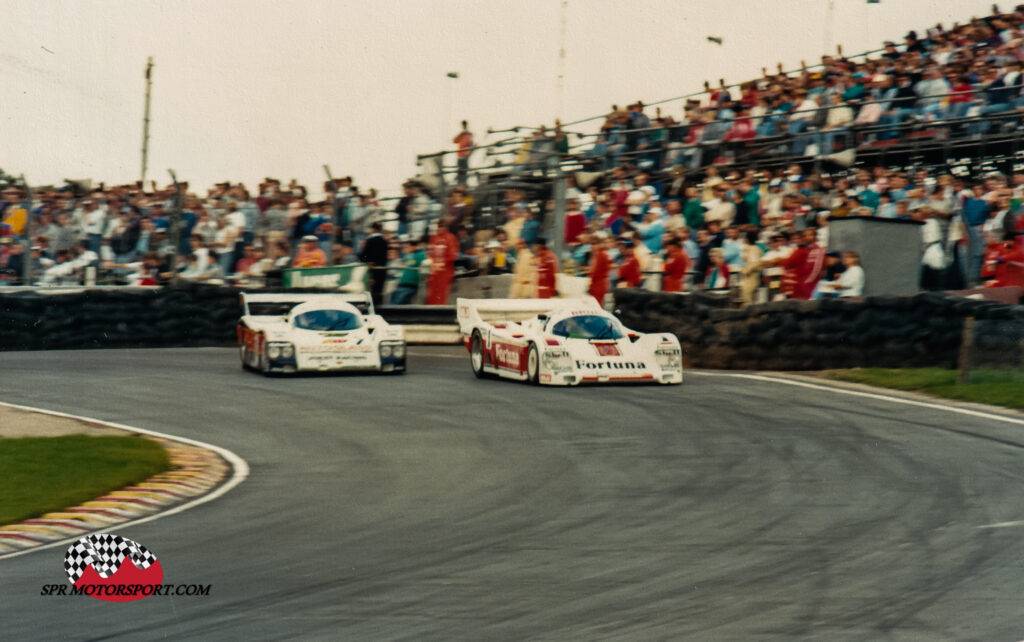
[
  {"xmin": 292, "ymin": 235, "xmax": 327, "ymax": 267},
  {"xmin": 588, "ymin": 233, "xmax": 612, "ymax": 304},
  {"xmin": 533, "ymin": 237, "xmax": 559, "ymax": 298},
  {"xmin": 662, "ymin": 238, "xmax": 689, "ymax": 292},
  {"xmin": 426, "ymin": 219, "xmax": 459, "ymax": 305},
  {"xmin": 617, "ymin": 240, "xmax": 643, "ymax": 288}
]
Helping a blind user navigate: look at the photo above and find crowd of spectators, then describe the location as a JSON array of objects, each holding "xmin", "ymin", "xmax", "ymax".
[
  {"xmin": 568, "ymin": 7, "xmax": 1024, "ymax": 172},
  {"xmin": 1, "ymin": 159, "xmax": 1021, "ymax": 305},
  {"xmin": 3, "ymin": 9, "xmax": 1024, "ymax": 305},
  {"xmin": 441, "ymin": 7, "xmax": 1024, "ymax": 302},
  {"xmin": 455, "ymin": 162, "xmax": 1021, "ymax": 305},
  {"xmin": 0, "ymin": 176, "xmax": 448, "ymax": 298}
]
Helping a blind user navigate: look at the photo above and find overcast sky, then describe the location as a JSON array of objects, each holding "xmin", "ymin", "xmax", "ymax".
[{"xmin": 0, "ymin": 0, "xmax": 998, "ymax": 198}]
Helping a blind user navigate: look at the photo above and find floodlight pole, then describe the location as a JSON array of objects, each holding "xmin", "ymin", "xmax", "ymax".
[{"xmin": 141, "ymin": 57, "xmax": 154, "ymax": 185}]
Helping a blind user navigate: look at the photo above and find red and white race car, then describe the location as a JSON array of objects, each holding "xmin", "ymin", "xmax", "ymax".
[{"xmin": 456, "ymin": 297, "xmax": 683, "ymax": 386}]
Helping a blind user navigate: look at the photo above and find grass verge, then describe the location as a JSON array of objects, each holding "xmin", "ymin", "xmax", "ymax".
[
  {"xmin": 823, "ymin": 368, "xmax": 1024, "ymax": 411},
  {"xmin": 0, "ymin": 434, "xmax": 170, "ymax": 525}
]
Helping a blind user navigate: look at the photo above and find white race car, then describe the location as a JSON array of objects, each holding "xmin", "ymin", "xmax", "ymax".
[
  {"xmin": 457, "ymin": 297, "xmax": 683, "ymax": 386},
  {"xmin": 237, "ymin": 292, "xmax": 406, "ymax": 375}
]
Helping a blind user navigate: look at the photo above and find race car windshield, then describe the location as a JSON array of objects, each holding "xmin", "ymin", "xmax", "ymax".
[
  {"xmin": 248, "ymin": 302, "xmax": 299, "ymax": 316},
  {"xmin": 551, "ymin": 315, "xmax": 625, "ymax": 340},
  {"xmin": 293, "ymin": 309, "xmax": 362, "ymax": 332}
]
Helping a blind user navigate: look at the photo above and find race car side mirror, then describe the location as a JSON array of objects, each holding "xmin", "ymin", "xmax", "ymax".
[{"xmin": 628, "ymin": 332, "xmax": 640, "ymax": 342}]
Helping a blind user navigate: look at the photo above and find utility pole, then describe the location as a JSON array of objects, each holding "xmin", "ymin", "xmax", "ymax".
[
  {"xmin": 141, "ymin": 57, "xmax": 154, "ymax": 185},
  {"xmin": 824, "ymin": 0, "xmax": 835, "ymax": 57},
  {"xmin": 557, "ymin": 0, "xmax": 567, "ymax": 120},
  {"xmin": 19, "ymin": 175, "xmax": 34, "ymax": 286}
]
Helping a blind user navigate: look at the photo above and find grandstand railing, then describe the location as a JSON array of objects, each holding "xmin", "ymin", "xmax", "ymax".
[{"xmin": 443, "ymin": 94, "xmax": 1024, "ymax": 186}]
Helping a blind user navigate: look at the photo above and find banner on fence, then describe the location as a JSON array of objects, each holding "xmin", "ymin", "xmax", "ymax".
[{"xmin": 282, "ymin": 264, "xmax": 368, "ymax": 291}]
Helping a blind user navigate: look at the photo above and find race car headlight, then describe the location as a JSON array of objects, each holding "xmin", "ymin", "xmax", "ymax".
[
  {"xmin": 655, "ymin": 348, "xmax": 682, "ymax": 370},
  {"xmin": 542, "ymin": 349, "xmax": 572, "ymax": 368},
  {"xmin": 267, "ymin": 342, "xmax": 294, "ymax": 359},
  {"xmin": 380, "ymin": 344, "xmax": 393, "ymax": 358},
  {"xmin": 392, "ymin": 343, "xmax": 405, "ymax": 358}
]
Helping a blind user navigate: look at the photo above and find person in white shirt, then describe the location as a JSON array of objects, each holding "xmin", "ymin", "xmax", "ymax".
[
  {"xmin": 212, "ymin": 215, "xmax": 237, "ymax": 274},
  {"xmin": 702, "ymin": 183, "xmax": 736, "ymax": 227},
  {"xmin": 834, "ymin": 251, "xmax": 865, "ymax": 297},
  {"xmin": 819, "ymin": 251, "xmax": 865, "ymax": 297},
  {"xmin": 818, "ymin": 93, "xmax": 854, "ymax": 155},
  {"xmin": 815, "ymin": 212, "xmax": 830, "ymax": 248},
  {"xmin": 788, "ymin": 90, "xmax": 819, "ymax": 135},
  {"xmin": 80, "ymin": 199, "xmax": 108, "ymax": 253}
]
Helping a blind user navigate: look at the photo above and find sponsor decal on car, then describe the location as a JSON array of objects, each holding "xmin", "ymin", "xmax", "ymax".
[
  {"xmin": 574, "ymin": 360, "xmax": 647, "ymax": 370},
  {"xmin": 300, "ymin": 344, "xmax": 372, "ymax": 353},
  {"xmin": 494, "ymin": 343, "xmax": 522, "ymax": 369}
]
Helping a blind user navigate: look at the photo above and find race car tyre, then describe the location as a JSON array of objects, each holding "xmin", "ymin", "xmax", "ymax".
[
  {"xmin": 258, "ymin": 350, "xmax": 270, "ymax": 375},
  {"xmin": 470, "ymin": 331, "xmax": 486, "ymax": 378},
  {"xmin": 240, "ymin": 344, "xmax": 249, "ymax": 370},
  {"xmin": 526, "ymin": 343, "xmax": 540, "ymax": 385}
]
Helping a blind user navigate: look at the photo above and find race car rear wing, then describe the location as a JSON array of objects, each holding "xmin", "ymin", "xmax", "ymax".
[
  {"xmin": 241, "ymin": 292, "xmax": 375, "ymax": 317},
  {"xmin": 456, "ymin": 297, "xmax": 602, "ymax": 335}
]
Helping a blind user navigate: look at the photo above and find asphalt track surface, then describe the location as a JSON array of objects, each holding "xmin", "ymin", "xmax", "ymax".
[{"xmin": 4, "ymin": 347, "xmax": 1024, "ymax": 641}]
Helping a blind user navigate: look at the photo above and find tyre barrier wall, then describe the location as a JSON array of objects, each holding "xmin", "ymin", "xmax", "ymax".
[
  {"xmin": 613, "ymin": 289, "xmax": 1024, "ymax": 371},
  {"xmin": 0, "ymin": 284, "xmax": 460, "ymax": 351}
]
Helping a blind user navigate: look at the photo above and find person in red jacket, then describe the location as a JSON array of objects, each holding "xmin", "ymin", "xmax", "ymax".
[
  {"xmin": 563, "ymin": 199, "xmax": 586, "ymax": 247},
  {"xmin": 723, "ymin": 106, "xmax": 757, "ymax": 141},
  {"xmin": 617, "ymin": 240, "xmax": 643, "ymax": 288},
  {"xmin": 985, "ymin": 239, "xmax": 1024, "ymax": 288},
  {"xmin": 662, "ymin": 238, "xmax": 689, "ymax": 292},
  {"xmin": 426, "ymin": 218, "xmax": 459, "ymax": 305},
  {"xmin": 780, "ymin": 228, "xmax": 824, "ymax": 300},
  {"xmin": 533, "ymin": 237, "xmax": 559, "ymax": 298},
  {"xmin": 588, "ymin": 233, "xmax": 612, "ymax": 305}
]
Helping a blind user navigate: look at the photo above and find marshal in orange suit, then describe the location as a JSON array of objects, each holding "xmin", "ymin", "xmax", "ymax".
[{"xmin": 426, "ymin": 219, "xmax": 460, "ymax": 305}]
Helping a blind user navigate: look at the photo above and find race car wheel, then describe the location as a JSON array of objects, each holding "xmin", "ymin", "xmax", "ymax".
[
  {"xmin": 470, "ymin": 331, "xmax": 486, "ymax": 378},
  {"xmin": 258, "ymin": 349, "xmax": 270, "ymax": 375},
  {"xmin": 526, "ymin": 343, "xmax": 540, "ymax": 385},
  {"xmin": 240, "ymin": 344, "xmax": 251, "ymax": 371}
]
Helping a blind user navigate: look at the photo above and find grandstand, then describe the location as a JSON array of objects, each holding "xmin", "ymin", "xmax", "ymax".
[{"xmin": 2, "ymin": 6, "xmax": 1023, "ymax": 299}]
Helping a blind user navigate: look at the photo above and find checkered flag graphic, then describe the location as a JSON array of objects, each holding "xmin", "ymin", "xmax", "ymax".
[{"xmin": 64, "ymin": 534, "xmax": 157, "ymax": 584}]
